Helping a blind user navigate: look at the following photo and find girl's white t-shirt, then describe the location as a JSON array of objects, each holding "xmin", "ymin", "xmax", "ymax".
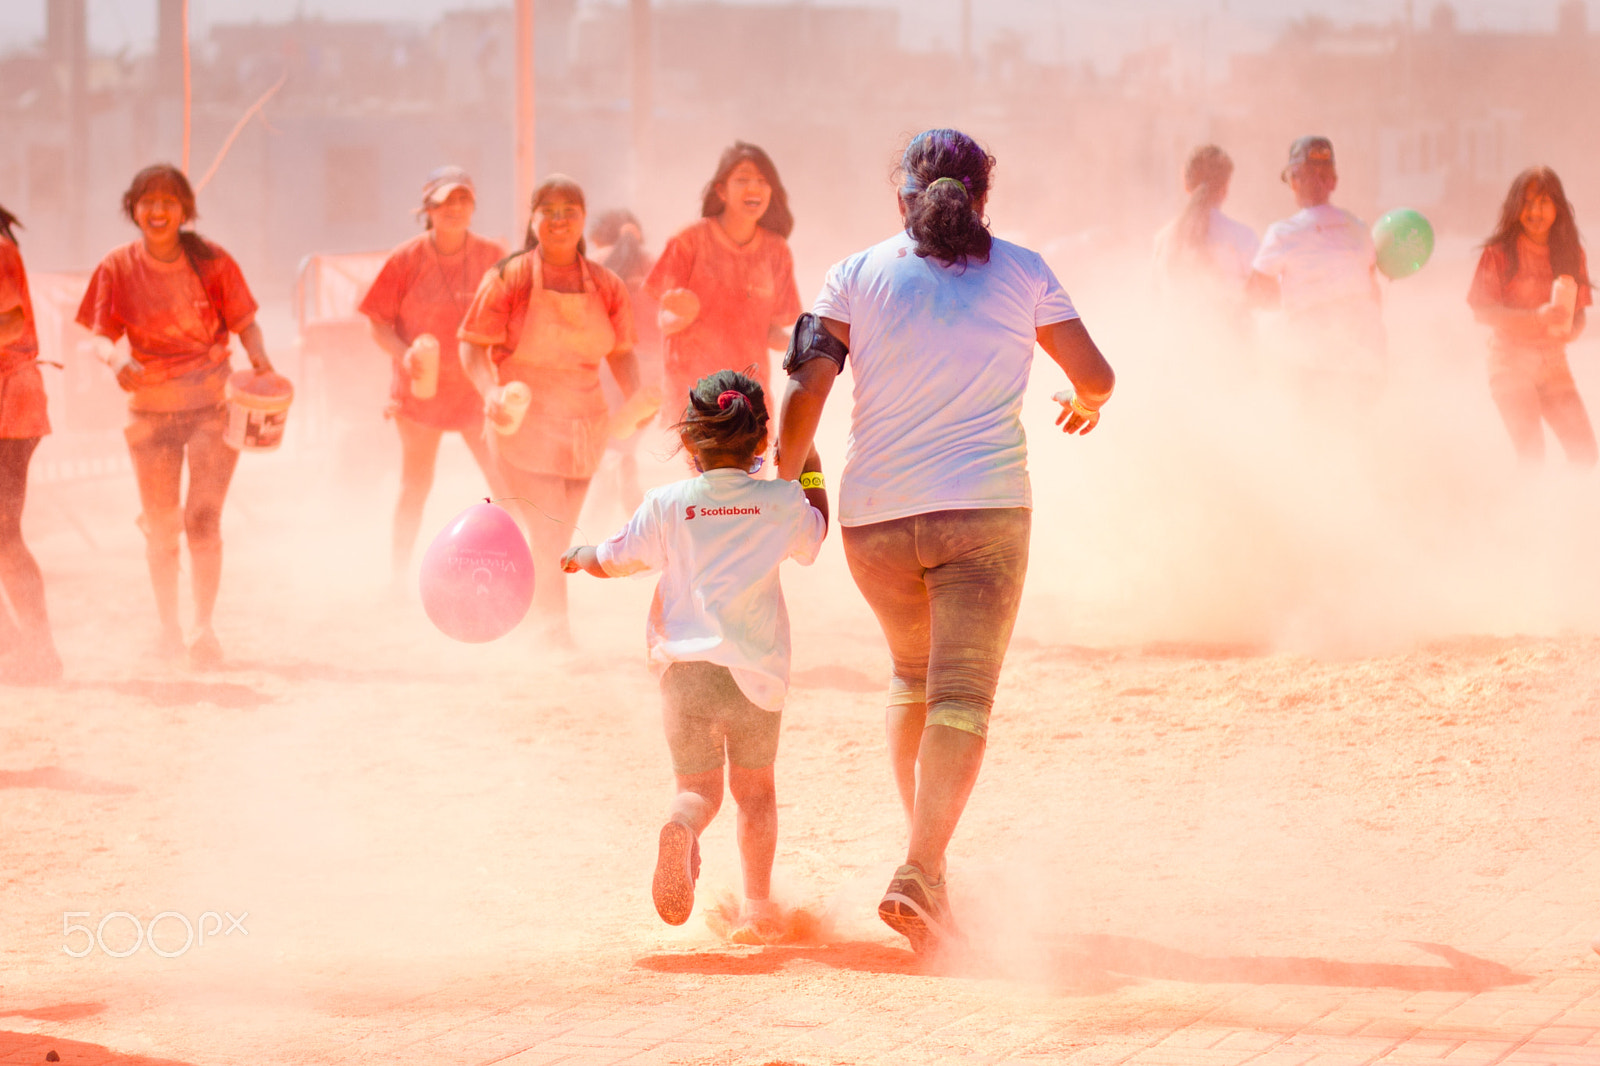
[
  {"xmin": 596, "ymin": 468, "xmax": 826, "ymax": 712},
  {"xmin": 813, "ymin": 231, "xmax": 1079, "ymax": 527}
]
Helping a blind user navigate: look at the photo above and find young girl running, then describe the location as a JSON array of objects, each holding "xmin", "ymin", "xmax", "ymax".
[
  {"xmin": 0, "ymin": 204, "xmax": 62, "ymax": 683},
  {"xmin": 76, "ymin": 164, "xmax": 275, "ymax": 667},
  {"xmin": 459, "ymin": 176, "xmax": 642, "ymax": 641},
  {"xmin": 360, "ymin": 166, "xmax": 507, "ymax": 580},
  {"xmin": 1468, "ymin": 166, "xmax": 1596, "ymax": 465},
  {"xmin": 645, "ymin": 144, "xmax": 801, "ymax": 407},
  {"xmin": 560, "ymin": 370, "xmax": 827, "ymax": 941}
]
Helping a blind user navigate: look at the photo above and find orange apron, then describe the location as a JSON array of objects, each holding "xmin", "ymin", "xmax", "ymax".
[{"xmin": 492, "ymin": 256, "xmax": 616, "ymax": 478}]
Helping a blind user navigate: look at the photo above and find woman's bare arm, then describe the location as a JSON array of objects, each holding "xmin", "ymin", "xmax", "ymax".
[
  {"xmin": 1037, "ymin": 318, "xmax": 1114, "ymax": 434},
  {"xmin": 775, "ymin": 317, "xmax": 847, "ymax": 481},
  {"xmin": 237, "ymin": 321, "xmax": 275, "ymax": 373}
]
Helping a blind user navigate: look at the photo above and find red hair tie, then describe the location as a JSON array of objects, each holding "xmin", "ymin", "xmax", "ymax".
[{"xmin": 717, "ymin": 390, "xmax": 744, "ymax": 410}]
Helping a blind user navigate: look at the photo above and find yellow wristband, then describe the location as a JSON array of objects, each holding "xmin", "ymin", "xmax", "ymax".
[
  {"xmin": 799, "ymin": 471, "xmax": 825, "ymax": 490},
  {"xmin": 1069, "ymin": 396, "xmax": 1100, "ymax": 421}
]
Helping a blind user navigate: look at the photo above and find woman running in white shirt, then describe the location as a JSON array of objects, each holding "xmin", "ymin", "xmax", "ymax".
[
  {"xmin": 561, "ymin": 370, "xmax": 827, "ymax": 942},
  {"xmin": 777, "ymin": 128, "xmax": 1115, "ymax": 955}
]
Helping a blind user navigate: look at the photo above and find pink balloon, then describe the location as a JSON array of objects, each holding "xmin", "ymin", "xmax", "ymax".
[{"xmin": 419, "ymin": 502, "xmax": 535, "ymax": 643}]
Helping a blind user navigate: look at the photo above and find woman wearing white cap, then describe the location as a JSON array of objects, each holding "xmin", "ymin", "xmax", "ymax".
[
  {"xmin": 360, "ymin": 166, "xmax": 507, "ymax": 580},
  {"xmin": 1247, "ymin": 136, "xmax": 1386, "ymax": 402}
]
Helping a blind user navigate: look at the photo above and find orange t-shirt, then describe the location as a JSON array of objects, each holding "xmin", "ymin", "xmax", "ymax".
[
  {"xmin": 458, "ymin": 251, "xmax": 634, "ymax": 366},
  {"xmin": 644, "ymin": 218, "xmax": 800, "ymax": 404},
  {"xmin": 1468, "ymin": 236, "xmax": 1592, "ymax": 351},
  {"xmin": 76, "ymin": 239, "xmax": 258, "ymax": 412},
  {"xmin": 0, "ymin": 236, "xmax": 49, "ymax": 439},
  {"xmin": 359, "ymin": 230, "xmax": 505, "ymax": 430}
]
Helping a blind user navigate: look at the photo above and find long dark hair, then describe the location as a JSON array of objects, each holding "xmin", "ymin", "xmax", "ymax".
[
  {"xmin": 1484, "ymin": 166, "xmax": 1588, "ymax": 286},
  {"xmin": 1171, "ymin": 145, "xmax": 1234, "ymax": 265},
  {"xmin": 0, "ymin": 205, "xmax": 21, "ymax": 245},
  {"xmin": 675, "ymin": 369, "xmax": 769, "ymax": 462},
  {"xmin": 498, "ymin": 174, "xmax": 587, "ymax": 276},
  {"xmin": 121, "ymin": 164, "xmax": 216, "ymax": 261},
  {"xmin": 700, "ymin": 143, "xmax": 794, "ymax": 240},
  {"xmin": 591, "ymin": 208, "xmax": 649, "ymax": 284},
  {"xmin": 897, "ymin": 129, "xmax": 995, "ymax": 268}
]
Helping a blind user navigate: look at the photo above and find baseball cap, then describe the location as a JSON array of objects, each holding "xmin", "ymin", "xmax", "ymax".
[
  {"xmin": 1282, "ymin": 136, "xmax": 1335, "ymax": 180},
  {"xmin": 421, "ymin": 165, "xmax": 475, "ymax": 208}
]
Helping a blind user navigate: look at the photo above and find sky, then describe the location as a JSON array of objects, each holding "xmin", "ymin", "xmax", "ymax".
[{"xmin": 0, "ymin": 0, "xmax": 1578, "ymax": 64}]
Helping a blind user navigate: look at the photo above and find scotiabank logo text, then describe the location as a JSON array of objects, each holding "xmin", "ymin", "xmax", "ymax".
[{"xmin": 684, "ymin": 505, "xmax": 762, "ymax": 520}]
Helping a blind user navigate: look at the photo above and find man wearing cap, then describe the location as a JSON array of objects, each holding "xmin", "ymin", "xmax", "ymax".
[
  {"xmin": 360, "ymin": 165, "xmax": 507, "ymax": 581},
  {"xmin": 1247, "ymin": 136, "xmax": 1386, "ymax": 403}
]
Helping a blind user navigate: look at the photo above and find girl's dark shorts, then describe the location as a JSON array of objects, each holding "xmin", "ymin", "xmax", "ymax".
[{"xmin": 660, "ymin": 661, "xmax": 781, "ymax": 776}]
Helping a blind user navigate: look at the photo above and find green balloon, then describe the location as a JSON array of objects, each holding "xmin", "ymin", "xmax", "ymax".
[{"xmin": 1372, "ymin": 208, "xmax": 1435, "ymax": 279}]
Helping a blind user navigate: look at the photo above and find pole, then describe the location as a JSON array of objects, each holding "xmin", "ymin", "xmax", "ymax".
[
  {"xmin": 59, "ymin": 0, "xmax": 87, "ymax": 264},
  {"xmin": 181, "ymin": 0, "xmax": 192, "ymax": 173},
  {"xmin": 960, "ymin": 0, "xmax": 973, "ymax": 96},
  {"xmin": 514, "ymin": 0, "xmax": 537, "ymax": 236},
  {"xmin": 630, "ymin": 0, "xmax": 652, "ymax": 204}
]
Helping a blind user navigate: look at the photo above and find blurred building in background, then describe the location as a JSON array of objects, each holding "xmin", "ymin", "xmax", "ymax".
[{"xmin": 0, "ymin": 0, "xmax": 1597, "ymax": 289}]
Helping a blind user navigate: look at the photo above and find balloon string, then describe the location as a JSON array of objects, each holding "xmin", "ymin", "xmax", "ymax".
[{"xmin": 487, "ymin": 496, "xmax": 589, "ymax": 543}]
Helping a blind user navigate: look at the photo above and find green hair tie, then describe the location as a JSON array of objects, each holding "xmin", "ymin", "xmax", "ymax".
[{"xmin": 928, "ymin": 176, "xmax": 968, "ymax": 195}]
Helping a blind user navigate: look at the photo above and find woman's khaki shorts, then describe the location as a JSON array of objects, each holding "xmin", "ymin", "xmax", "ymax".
[{"xmin": 841, "ymin": 507, "xmax": 1031, "ymax": 739}]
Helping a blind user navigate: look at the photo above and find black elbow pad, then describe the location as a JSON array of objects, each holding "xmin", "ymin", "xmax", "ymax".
[{"xmin": 782, "ymin": 312, "xmax": 848, "ymax": 375}]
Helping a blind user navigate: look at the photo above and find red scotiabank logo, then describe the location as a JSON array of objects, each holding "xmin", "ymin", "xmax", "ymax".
[{"xmin": 684, "ymin": 505, "xmax": 760, "ymax": 520}]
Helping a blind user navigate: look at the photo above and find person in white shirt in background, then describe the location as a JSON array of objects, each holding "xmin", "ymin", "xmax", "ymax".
[
  {"xmin": 1248, "ymin": 136, "xmax": 1387, "ymax": 405},
  {"xmin": 777, "ymin": 128, "xmax": 1115, "ymax": 956},
  {"xmin": 561, "ymin": 369, "xmax": 827, "ymax": 944},
  {"xmin": 1153, "ymin": 144, "xmax": 1259, "ymax": 351}
]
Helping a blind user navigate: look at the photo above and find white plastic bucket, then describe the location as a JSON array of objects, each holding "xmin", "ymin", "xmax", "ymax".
[
  {"xmin": 408, "ymin": 334, "xmax": 440, "ymax": 399},
  {"xmin": 491, "ymin": 381, "xmax": 532, "ymax": 435},
  {"xmin": 224, "ymin": 370, "xmax": 295, "ymax": 452}
]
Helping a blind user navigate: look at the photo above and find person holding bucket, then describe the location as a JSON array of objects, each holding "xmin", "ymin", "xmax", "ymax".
[
  {"xmin": 76, "ymin": 163, "xmax": 280, "ymax": 668},
  {"xmin": 360, "ymin": 166, "xmax": 508, "ymax": 580},
  {"xmin": 459, "ymin": 175, "xmax": 640, "ymax": 643},
  {"xmin": 0, "ymin": 203, "xmax": 62, "ymax": 683}
]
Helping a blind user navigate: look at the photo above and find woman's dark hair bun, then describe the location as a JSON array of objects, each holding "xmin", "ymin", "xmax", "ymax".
[{"xmin": 898, "ymin": 129, "xmax": 995, "ymax": 268}]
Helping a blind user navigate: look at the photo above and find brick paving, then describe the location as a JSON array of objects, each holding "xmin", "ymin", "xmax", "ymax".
[{"xmin": 3, "ymin": 453, "xmax": 1599, "ymax": 1066}]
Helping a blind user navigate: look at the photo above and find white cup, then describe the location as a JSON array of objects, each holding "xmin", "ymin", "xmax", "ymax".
[
  {"xmin": 491, "ymin": 381, "xmax": 532, "ymax": 435},
  {"xmin": 406, "ymin": 334, "xmax": 440, "ymax": 400},
  {"xmin": 1552, "ymin": 275, "xmax": 1579, "ymax": 337}
]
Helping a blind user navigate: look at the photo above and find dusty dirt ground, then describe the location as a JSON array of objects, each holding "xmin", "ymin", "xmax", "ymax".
[{"xmin": 5, "ymin": 273, "xmax": 1600, "ymax": 1065}]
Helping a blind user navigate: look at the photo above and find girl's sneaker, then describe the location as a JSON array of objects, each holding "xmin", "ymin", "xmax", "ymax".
[
  {"xmin": 879, "ymin": 863, "xmax": 960, "ymax": 955},
  {"xmin": 728, "ymin": 898, "xmax": 784, "ymax": 945},
  {"xmin": 652, "ymin": 821, "xmax": 700, "ymax": 926}
]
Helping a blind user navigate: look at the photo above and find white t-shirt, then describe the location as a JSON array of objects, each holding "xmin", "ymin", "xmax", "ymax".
[
  {"xmin": 596, "ymin": 468, "xmax": 827, "ymax": 712},
  {"xmin": 813, "ymin": 231, "xmax": 1079, "ymax": 527},
  {"xmin": 1153, "ymin": 208, "xmax": 1259, "ymax": 291},
  {"xmin": 1252, "ymin": 204, "xmax": 1377, "ymax": 314}
]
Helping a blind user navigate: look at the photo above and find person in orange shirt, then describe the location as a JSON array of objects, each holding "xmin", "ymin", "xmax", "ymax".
[
  {"xmin": 1468, "ymin": 166, "xmax": 1596, "ymax": 466},
  {"xmin": 0, "ymin": 205, "xmax": 61, "ymax": 684},
  {"xmin": 646, "ymin": 143, "xmax": 801, "ymax": 408},
  {"xmin": 459, "ymin": 176, "xmax": 641, "ymax": 642},
  {"xmin": 76, "ymin": 164, "xmax": 275, "ymax": 667},
  {"xmin": 360, "ymin": 166, "xmax": 507, "ymax": 580}
]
